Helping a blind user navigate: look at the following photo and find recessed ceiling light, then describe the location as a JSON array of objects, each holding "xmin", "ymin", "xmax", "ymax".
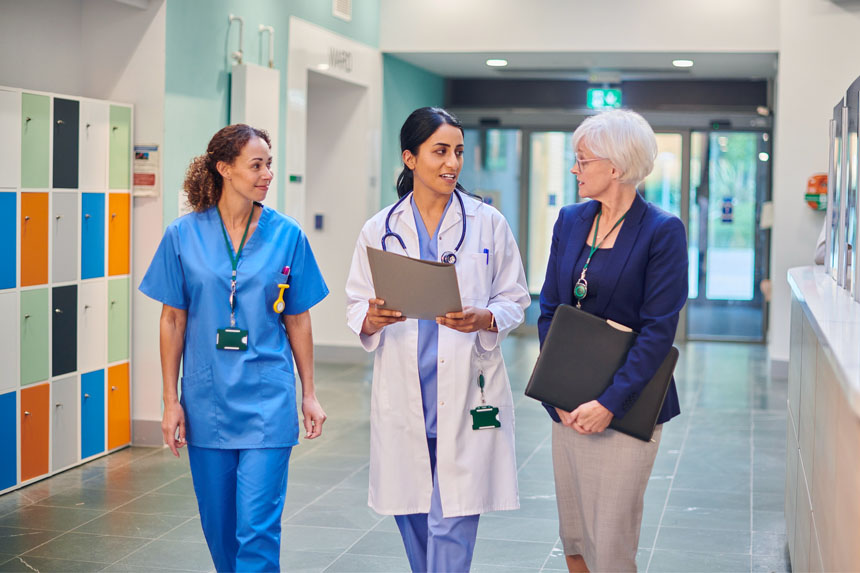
[
  {"xmin": 486, "ymin": 59, "xmax": 508, "ymax": 68},
  {"xmin": 672, "ymin": 59, "xmax": 694, "ymax": 68}
]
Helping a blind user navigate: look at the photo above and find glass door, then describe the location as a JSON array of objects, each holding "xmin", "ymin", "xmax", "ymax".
[{"xmin": 687, "ymin": 131, "xmax": 770, "ymax": 340}]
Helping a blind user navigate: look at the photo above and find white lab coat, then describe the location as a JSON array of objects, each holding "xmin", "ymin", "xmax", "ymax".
[{"xmin": 346, "ymin": 193, "xmax": 530, "ymax": 517}]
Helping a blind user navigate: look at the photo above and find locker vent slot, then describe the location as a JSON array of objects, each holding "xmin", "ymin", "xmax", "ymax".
[{"xmin": 333, "ymin": 0, "xmax": 352, "ymax": 22}]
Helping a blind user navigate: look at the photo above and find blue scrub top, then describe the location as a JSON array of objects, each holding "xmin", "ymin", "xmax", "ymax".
[
  {"xmin": 139, "ymin": 204, "xmax": 329, "ymax": 449},
  {"xmin": 411, "ymin": 195, "xmax": 452, "ymax": 438}
]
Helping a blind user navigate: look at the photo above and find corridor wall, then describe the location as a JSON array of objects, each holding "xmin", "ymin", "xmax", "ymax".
[{"xmin": 0, "ymin": 85, "xmax": 133, "ymax": 494}]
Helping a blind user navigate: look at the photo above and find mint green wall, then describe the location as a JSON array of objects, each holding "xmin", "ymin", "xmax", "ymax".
[
  {"xmin": 163, "ymin": 0, "xmax": 379, "ymax": 226},
  {"xmin": 380, "ymin": 55, "xmax": 445, "ymax": 208}
]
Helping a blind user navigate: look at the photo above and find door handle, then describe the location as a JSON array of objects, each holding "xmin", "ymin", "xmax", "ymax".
[{"xmin": 55, "ymin": 308, "xmax": 63, "ymax": 314}]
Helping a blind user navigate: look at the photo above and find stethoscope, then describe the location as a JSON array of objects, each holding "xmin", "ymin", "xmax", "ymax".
[{"xmin": 381, "ymin": 189, "xmax": 466, "ymax": 264}]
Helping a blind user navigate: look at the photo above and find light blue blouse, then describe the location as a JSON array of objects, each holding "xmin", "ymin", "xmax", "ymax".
[
  {"xmin": 411, "ymin": 195, "xmax": 452, "ymax": 438},
  {"xmin": 139, "ymin": 204, "xmax": 329, "ymax": 449}
]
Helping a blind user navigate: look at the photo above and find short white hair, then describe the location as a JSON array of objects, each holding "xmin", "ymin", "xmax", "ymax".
[{"xmin": 572, "ymin": 109, "xmax": 657, "ymax": 186}]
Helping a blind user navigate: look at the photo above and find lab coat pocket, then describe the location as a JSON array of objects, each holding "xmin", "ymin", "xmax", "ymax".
[{"xmin": 458, "ymin": 252, "xmax": 493, "ymax": 303}]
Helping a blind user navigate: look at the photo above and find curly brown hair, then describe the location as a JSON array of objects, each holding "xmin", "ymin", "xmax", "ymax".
[{"xmin": 183, "ymin": 124, "xmax": 271, "ymax": 211}]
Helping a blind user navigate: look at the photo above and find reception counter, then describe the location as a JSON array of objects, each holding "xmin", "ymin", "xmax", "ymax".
[{"xmin": 786, "ymin": 266, "xmax": 860, "ymax": 572}]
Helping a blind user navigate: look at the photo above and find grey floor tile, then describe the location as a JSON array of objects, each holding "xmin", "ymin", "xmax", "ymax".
[
  {"xmin": 471, "ymin": 564, "xmax": 544, "ymax": 573},
  {"xmin": 102, "ymin": 564, "xmax": 199, "ymax": 572},
  {"xmin": 659, "ymin": 506, "xmax": 751, "ymax": 532},
  {"xmin": 0, "ymin": 495, "xmax": 31, "ymax": 519},
  {"xmin": 647, "ymin": 548, "xmax": 751, "ymax": 572},
  {"xmin": 281, "ymin": 524, "xmax": 366, "ymax": 554},
  {"xmin": 668, "ymin": 488, "xmax": 750, "ymax": 511},
  {"xmin": 471, "ymin": 538, "xmax": 555, "ymax": 569},
  {"xmin": 160, "ymin": 518, "xmax": 206, "ymax": 543},
  {"xmin": 654, "ymin": 525, "xmax": 751, "ymax": 555},
  {"xmin": 476, "ymin": 514, "xmax": 558, "ymax": 543},
  {"xmin": 75, "ymin": 511, "xmax": 188, "ymax": 539},
  {"xmin": 114, "ymin": 493, "xmax": 199, "ymax": 518},
  {"xmin": 24, "ymin": 532, "xmax": 147, "ymax": 564},
  {"xmin": 35, "ymin": 487, "xmax": 142, "ymax": 512},
  {"xmin": 752, "ymin": 552, "xmax": 791, "ymax": 572},
  {"xmin": 118, "ymin": 539, "xmax": 213, "ymax": 572},
  {"xmin": 313, "ymin": 486, "xmax": 372, "ymax": 508},
  {"xmin": 279, "ymin": 549, "xmax": 339, "ymax": 573},
  {"xmin": 753, "ymin": 491, "xmax": 785, "ymax": 513},
  {"xmin": 346, "ymin": 531, "xmax": 406, "ymax": 558},
  {"xmin": 153, "ymin": 477, "xmax": 196, "ymax": 497},
  {"xmin": 752, "ymin": 510, "xmax": 786, "ymax": 533},
  {"xmin": 752, "ymin": 531, "xmax": 787, "ymax": 556},
  {"xmin": 0, "ymin": 554, "xmax": 108, "ymax": 572},
  {"xmin": 324, "ymin": 553, "xmax": 409, "ymax": 572},
  {"xmin": 373, "ymin": 516, "xmax": 399, "ymax": 533},
  {"xmin": 672, "ymin": 469, "xmax": 751, "ymax": 493},
  {"xmin": 0, "ymin": 526, "xmax": 63, "ymax": 555},
  {"xmin": 287, "ymin": 503, "xmax": 382, "ymax": 531},
  {"xmin": 0, "ymin": 506, "xmax": 104, "ymax": 532}
]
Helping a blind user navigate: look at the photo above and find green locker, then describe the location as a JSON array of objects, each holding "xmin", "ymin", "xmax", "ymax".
[
  {"xmin": 108, "ymin": 106, "xmax": 131, "ymax": 190},
  {"xmin": 108, "ymin": 278, "xmax": 129, "ymax": 362},
  {"xmin": 21, "ymin": 94, "xmax": 50, "ymax": 189},
  {"xmin": 20, "ymin": 289, "xmax": 49, "ymax": 385}
]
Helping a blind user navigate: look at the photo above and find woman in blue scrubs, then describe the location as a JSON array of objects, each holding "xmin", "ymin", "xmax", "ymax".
[{"xmin": 140, "ymin": 124, "xmax": 329, "ymax": 572}]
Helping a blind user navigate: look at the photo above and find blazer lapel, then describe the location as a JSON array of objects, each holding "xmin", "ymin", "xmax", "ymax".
[
  {"xmin": 558, "ymin": 200, "xmax": 600, "ymax": 306},
  {"xmin": 594, "ymin": 192, "xmax": 648, "ymax": 316}
]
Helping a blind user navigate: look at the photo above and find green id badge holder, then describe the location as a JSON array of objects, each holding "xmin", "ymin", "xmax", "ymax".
[
  {"xmin": 471, "ymin": 372, "xmax": 501, "ymax": 430},
  {"xmin": 216, "ymin": 328, "xmax": 248, "ymax": 351}
]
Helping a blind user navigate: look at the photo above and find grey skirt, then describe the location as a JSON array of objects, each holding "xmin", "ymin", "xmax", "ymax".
[{"xmin": 551, "ymin": 421, "xmax": 662, "ymax": 572}]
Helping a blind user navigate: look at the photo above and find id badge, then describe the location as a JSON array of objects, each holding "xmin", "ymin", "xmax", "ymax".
[
  {"xmin": 470, "ymin": 405, "xmax": 501, "ymax": 430},
  {"xmin": 216, "ymin": 327, "xmax": 248, "ymax": 351}
]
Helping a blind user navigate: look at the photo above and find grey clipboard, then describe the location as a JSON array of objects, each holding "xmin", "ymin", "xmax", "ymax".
[{"xmin": 366, "ymin": 247, "xmax": 463, "ymax": 320}]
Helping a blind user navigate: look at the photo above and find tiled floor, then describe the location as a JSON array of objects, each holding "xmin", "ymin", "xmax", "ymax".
[{"xmin": 0, "ymin": 337, "xmax": 791, "ymax": 572}]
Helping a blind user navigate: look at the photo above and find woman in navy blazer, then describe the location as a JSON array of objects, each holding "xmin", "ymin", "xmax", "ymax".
[{"xmin": 539, "ymin": 110, "xmax": 687, "ymax": 572}]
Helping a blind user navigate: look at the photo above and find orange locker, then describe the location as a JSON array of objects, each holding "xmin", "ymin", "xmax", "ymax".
[
  {"xmin": 108, "ymin": 193, "xmax": 129, "ymax": 276},
  {"xmin": 107, "ymin": 362, "xmax": 130, "ymax": 449},
  {"xmin": 21, "ymin": 193, "xmax": 49, "ymax": 286},
  {"xmin": 21, "ymin": 383, "xmax": 50, "ymax": 481}
]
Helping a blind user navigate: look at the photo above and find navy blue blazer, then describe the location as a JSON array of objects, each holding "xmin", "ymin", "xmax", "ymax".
[{"xmin": 538, "ymin": 192, "xmax": 687, "ymax": 425}]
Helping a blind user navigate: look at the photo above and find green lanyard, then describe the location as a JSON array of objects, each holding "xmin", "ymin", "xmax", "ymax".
[
  {"xmin": 573, "ymin": 208, "xmax": 628, "ymax": 308},
  {"xmin": 216, "ymin": 205, "xmax": 254, "ymax": 327}
]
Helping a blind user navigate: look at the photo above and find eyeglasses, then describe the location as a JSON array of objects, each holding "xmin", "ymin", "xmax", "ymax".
[{"xmin": 574, "ymin": 155, "xmax": 606, "ymax": 170}]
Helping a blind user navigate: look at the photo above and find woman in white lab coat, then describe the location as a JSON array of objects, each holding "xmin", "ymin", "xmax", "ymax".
[{"xmin": 346, "ymin": 107, "xmax": 530, "ymax": 572}]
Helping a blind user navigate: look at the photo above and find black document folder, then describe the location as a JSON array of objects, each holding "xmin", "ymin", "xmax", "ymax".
[{"xmin": 525, "ymin": 305, "xmax": 679, "ymax": 442}]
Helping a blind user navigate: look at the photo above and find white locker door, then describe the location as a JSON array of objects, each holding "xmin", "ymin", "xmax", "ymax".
[
  {"xmin": 0, "ymin": 292, "xmax": 19, "ymax": 392},
  {"xmin": 0, "ymin": 90, "xmax": 21, "ymax": 189},
  {"xmin": 78, "ymin": 280, "xmax": 106, "ymax": 373},
  {"xmin": 79, "ymin": 100, "xmax": 109, "ymax": 190}
]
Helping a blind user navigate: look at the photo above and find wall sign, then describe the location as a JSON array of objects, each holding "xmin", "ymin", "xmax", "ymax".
[{"xmin": 329, "ymin": 47, "xmax": 353, "ymax": 73}]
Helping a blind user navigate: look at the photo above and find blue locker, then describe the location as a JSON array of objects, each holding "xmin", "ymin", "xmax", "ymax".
[
  {"xmin": 81, "ymin": 370, "xmax": 105, "ymax": 458},
  {"xmin": 81, "ymin": 193, "xmax": 105, "ymax": 279},
  {"xmin": 0, "ymin": 193, "xmax": 15, "ymax": 289},
  {"xmin": 0, "ymin": 391, "xmax": 16, "ymax": 490}
]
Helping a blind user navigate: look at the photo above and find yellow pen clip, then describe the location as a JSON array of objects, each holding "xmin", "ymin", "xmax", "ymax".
[{"xmin": 273, "ymin": 284, "xmax": 289, "ymax": 313}]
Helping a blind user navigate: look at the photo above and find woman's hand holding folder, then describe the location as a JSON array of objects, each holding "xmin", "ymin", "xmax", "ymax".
[{"xmin": 556, "ymin": 400, "xmax": 614, "ymax": 435}]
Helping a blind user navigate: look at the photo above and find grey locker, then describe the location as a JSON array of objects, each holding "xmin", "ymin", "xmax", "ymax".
[
  {"xmin": 0, "ymin": 90, "xmax": 21, "ymax": 189},
  {"xmin": 0, "ymin": 292, "xmax": 18, "ymax": 393},
  {"xmin": 52, "ymin": 192, "xmax": 78, "ymax": 283},
  {"xmin": 51, "ymin": 376, "xmax": 78, "ymax": 471}
]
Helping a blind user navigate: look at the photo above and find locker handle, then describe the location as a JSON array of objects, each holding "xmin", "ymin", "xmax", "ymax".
[
  {"xmin": 85, "ymin": 214, "xmax": 91, "ymax": 219},
  {"xmin": 84, "ymin": 304, "xmax": 90, "ymax": 310},
  {"xmin": 111, "ymin": 299, "xmax": 117, "ymax": 305},
  {"xmin": 57, "ymin": 119, "xmax": 65, "ymax": 125},
  {"xmin": 111, "ymin": 213, "xmax": 117, "ymax": 219},
  {"xmin": 55, "ymin": 308, "xmax": 63, "ymax": 314},
  {"xmin": 56, "ymin": 215, "xmax": 62, "ymax": 221},
  {"xmin": 84, "ymin": 393, "xmax": 90, "ymax": 399},
  {"xmin": 25, "ymin": 117, "xmax": 31, "ymax": 123},
  {"xmin": 24, "ymin": 314, "xmax": 30, "ymax": 319},
  {"xmin": 86, "ymin": 123, "xmax": 91, "ymax": 129},
  {"xmin": 55, "ymin": 403, "xmax": 62, "ymax": 408},
  {"xmin": 24, "ymin": 411, "xmax": 30, "ymax": 416},
  {"xmin": 111, "ymin": 386, "xmax": 117, "ymax": 391},
  {"xmin": 112, "ymin": 126, "xmax": 119, "ymax": 131},
  {"xmin": 24, "ymin": 216, "xmax": 30, "ymax": 221}
]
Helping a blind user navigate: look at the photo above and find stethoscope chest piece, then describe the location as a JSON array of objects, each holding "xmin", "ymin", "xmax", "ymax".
[{"xmin": 440, "ymin": 251, "xmax": 457, "ymax": 264}]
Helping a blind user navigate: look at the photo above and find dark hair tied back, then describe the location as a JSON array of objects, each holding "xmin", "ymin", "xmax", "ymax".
[
  {"xmin": 396, "ymin": 107, "xmax": 469, "ymax": 199},
  {"xmin": 184, "ymin": 124, "xmax": 271, "ymax": 211}
]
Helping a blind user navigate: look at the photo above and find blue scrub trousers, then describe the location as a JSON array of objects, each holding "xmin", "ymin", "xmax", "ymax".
[
  {"xmin": 188, "ymin": 445, "xmax": 292, "ymax": 573},
  {"xmin": 395, "ymin": 438, "xmax": 480, "ymax": 573}
]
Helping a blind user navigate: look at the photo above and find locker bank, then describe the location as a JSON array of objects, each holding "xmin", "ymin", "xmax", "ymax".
[{"xmin": 0, "ymin": 0, "xmax": 858, "ymax": 571}]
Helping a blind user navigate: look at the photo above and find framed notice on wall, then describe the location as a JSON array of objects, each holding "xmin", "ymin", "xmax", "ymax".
[{"xmin": 133, "ymin": 144, "xmax": 160, "ymax": 197}]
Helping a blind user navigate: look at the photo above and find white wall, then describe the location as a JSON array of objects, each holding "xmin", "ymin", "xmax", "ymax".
[
  {"xmin": 0, "ymin": 0, "xmax": 167, "ymax": 441},
  {"xmin": 380, "ymin": 0, "xmax": 780, "ymax": 53},
  {"xmin": 769, "ymin": 0, "xmax": 860, "ymax": 367}
]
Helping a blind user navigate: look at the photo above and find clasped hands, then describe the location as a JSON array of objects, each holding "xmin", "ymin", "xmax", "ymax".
[
  {"xmin": 555, "ymin": 400, "xmax": 614, "ymax": 435},
  {"xmin": 361, "ymin": 298, "xmax": 493, "ymax": 335}
]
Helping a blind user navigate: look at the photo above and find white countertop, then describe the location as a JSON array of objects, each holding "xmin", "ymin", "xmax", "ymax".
[{"xmin": 788, "ymin": 266, "xmax": 860, "ymax": 418}]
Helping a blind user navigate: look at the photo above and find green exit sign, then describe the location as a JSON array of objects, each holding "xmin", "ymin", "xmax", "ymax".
[{"xmin": 587, "ymin": 88, "xmax": 622, "ymax": 109}]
